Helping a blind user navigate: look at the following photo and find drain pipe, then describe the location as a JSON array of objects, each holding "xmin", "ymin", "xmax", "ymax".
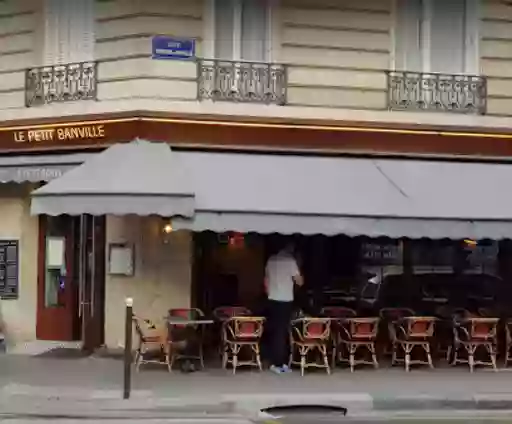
[{"xmin": 123, "ymin": 297, "xmax": 133, "ymax": 400}]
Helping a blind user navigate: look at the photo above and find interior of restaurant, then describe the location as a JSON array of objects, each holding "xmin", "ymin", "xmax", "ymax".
[{"xmin": 192, "ymin": 232, "xmax": 512, "ymax": 318}]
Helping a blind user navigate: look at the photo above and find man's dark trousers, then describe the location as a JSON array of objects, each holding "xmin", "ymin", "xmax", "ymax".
[{"xmin": 267, "ymin": 299, "xmax": 293, "ymax": 367}]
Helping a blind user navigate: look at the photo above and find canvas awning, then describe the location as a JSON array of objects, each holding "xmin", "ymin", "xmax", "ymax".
[
  {"xmin": 30, "ymin": 140, "xmax": 194, "ymax": 217},
  {"xmin": 29, "ymin": 145, "xmax": 512, "ymax": 239},
  {"xmin": 0, "ymin": 153, "xmax": 92, "ymax": 183},
  {"xmin": 170, "ymin": 151, "xmax": 512, "ymax": 240}
]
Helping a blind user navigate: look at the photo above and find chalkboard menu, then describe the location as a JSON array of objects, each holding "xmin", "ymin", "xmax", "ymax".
[{"xmin": 0, "ymin": 240, "xmax": 19, "ymax": 299}]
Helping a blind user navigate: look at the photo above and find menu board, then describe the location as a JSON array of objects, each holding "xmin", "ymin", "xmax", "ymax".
[
  {"xmin": 0, "ymin": 240, "xmax": 19, "ymax": 299},
  {"xmin": 361, "ymin": 242, "xmax": 402, "ymax": 265}
]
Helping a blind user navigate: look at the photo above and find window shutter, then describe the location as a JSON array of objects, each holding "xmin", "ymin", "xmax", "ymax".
[
  {"xmin": 394, "ymin": 0, "xmax": 423, "ymax": 72},
  {"xmin": 241, "ymin": 0, "xmax": 268, "ymax": 62},
  {"xmin": 429, "ymin": 0, "xmax": 466, "ymax": 74},
  {"xmin": 43, "ymin": 0, "xmax": 94, "ymax": 65},
  {"xmin": 69, "ymin": 0, "xmax": 95, "ymax": 63},
  {"xmin": 214, "ymin": 0, "xmax": 236, "ymax": 59}
]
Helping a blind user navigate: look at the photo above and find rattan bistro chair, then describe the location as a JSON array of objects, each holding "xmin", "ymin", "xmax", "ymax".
[
  {"xmin": 336, "ymin": 317, "xmax": 379, "ymax": 372},
  {"xmin": 132, "ymin": 315, "xmax": 166, "ymax": 371},
  {"xmin": 289, "ymin": 317, "xmax": 331, "ymax": 376},
  {"xmin": 451, "ymin": 317, "xmax": 498, "ymax": 372},
  {"xmin": 392, "ymin": 316, "xmax": 436, "ymax": 372},
  {"xmin": 222, "ymin": 316, "xmax": 265, "ymax": 374}
]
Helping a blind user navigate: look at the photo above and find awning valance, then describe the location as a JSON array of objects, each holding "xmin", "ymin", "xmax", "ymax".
[
  {"xmin": 171, "ymin": 151, "xmax": 512, "ymax": 240},
  {"xmin": 30, "ymin": 140, "xmax": 194, "ymax": 217},
  {"xmin": 0, "ymin": 153, "xmax": 92, "ymax": 183}
]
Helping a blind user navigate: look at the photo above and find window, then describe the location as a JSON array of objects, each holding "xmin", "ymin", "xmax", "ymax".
[
  {"xmin": 213, "ymin": 0, "xmax": 270, "ymax": 62},
  {"xmin": 43, "ymin": 216, "xmax": 69, "ymax": 307},
  {"xmin": 394, "ymin": 0, "xmax": 478, "ymax": 74},
  {"xmin": 43, "ymin": 0, "xmax": 94, "ymax": 65}
]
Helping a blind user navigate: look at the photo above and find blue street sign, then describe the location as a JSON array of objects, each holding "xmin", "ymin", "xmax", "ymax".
[{"xmin": 152, "ymin": 36, "xmax": 195, "ymax": 60}]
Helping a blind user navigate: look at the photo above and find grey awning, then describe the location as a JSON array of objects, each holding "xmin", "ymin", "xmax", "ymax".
[
  {"xmin": 31, "ymin": 140, "xmax": 194, "ymax": 217},
  {"xmin": 171, "ymin": 151, "xmax": 512, "ymax": 239},
  {"xmin": 0, "ymin": 153, "xmax": 92, "ymax": 183}
]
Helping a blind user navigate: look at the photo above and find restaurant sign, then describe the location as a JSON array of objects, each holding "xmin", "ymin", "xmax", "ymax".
[{"xmin": 13, "ymin": 123, "xmax": 106, "ymax": 144}]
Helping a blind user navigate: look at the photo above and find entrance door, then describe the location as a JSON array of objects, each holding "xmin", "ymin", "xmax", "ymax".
[
  {"xmin": 36, "ymin": 216, "xmax": 79, "ymax": 341},
  {"xmin": 78, "ymin": 215, "xmax": 106, "ymax": 351},
  {"xmin": 36, "ymin": 214, "xmax": 106, "ymax": 347}
]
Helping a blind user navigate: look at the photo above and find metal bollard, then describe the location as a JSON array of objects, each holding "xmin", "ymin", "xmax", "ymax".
[{"xmin": 123, "ymin": 297, "xmax": 133, "ymax": 400}]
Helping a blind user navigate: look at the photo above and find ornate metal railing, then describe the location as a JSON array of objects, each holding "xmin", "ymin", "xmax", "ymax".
[
  {"xmin": 387, "ymin": 71, "xmax": 487, "ymax": 115},
  {"xmin": 197, "ymin": 59, "xmax": 287, "ymax": 105},
  {"xmin": 25, "ymin": 61, "xmax": 97, "ymax": 107}
]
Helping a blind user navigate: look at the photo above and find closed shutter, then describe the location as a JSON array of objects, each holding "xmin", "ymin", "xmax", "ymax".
[
  {"xmin": 214, "ymin": 0, "xmax": 269, "ymax": 61},
  {"xmin": 214, "ymin": 0, "xmax": 236, "ymax": 59},
  {"xmin": 43, "ymin": 0, "xmax": 94, "ymax": 65},
  {"xmin": 394, "ymin": 0, "xmax": 478, "ymax": 74},
  {"xmin": 241, "ymin": 0, "xmax": 268, "ymax": 62},
  {"xmin": 429, "ymin": 0, "xmax": 466, "ymax": 74},
  {"xmin": 394, "ymin": 0, "xmax": 423, "ymax": 71}
]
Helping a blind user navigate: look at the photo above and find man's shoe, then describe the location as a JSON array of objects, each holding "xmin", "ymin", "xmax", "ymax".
[
  {"xmin": 281, "ymin": 364, "xmax": 292, "ymax": 373},
  {"xmin": 270, "ymin": 365, "xmax": 284, "ymax": 374}
]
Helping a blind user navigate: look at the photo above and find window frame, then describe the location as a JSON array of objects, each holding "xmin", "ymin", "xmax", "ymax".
[
  {"xmin": 391, "ymin": 0, "xmax": 479, "ymax": 75},
  {"xmin": 43, "ymin": 0, "xmax": 95, "ymax": 65},
  {"xmin": 206, "ymin": 0, "xmax": 274, "ymax": 62}
]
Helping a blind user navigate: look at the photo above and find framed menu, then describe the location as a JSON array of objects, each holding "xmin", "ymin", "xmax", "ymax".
[{"xmin": 0, "ymin": 240, "xmax": 19, "ymax": 299}]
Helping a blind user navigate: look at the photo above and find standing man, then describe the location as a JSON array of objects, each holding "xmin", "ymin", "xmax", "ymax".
[{"xmin": 264, "ymin": 242, "xmax": 304, "ymax": 374}]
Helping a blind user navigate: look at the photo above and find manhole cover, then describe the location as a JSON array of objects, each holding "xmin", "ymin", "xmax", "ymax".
[{"xmin": 261, "ymin": 405, "xmax": 348, "ymax": 418}]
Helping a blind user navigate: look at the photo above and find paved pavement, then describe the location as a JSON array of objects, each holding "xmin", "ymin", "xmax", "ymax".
[{"xmin": 2, "ymin": 355, "xmax": 512, "ymax": 418}]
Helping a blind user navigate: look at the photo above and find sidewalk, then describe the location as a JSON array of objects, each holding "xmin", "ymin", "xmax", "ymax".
[{"xmin": 2, "ymin": 355, "xmax": 512, "ymax": 417}]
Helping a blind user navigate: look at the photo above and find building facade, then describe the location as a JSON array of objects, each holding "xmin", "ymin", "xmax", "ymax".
[{"xmin": 1, "ymin": 0, "xmax": 512, "ymax": 350}]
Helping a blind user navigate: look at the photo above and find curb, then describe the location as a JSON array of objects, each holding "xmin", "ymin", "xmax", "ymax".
[
  {"xmin": 373, "ymin": 395, "xmax": 512, "ymax": 411},
  {"xmin": 2, "ymin": 389, "xmax": 512, "ymax": 414}
]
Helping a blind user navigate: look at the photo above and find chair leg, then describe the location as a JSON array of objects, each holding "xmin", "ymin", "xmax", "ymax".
[
  {"xmin": 425, "ymin": 344, "xmax": 434, "ymax": 369},
  {"xmin": 255, "ymin": 345, "xmax": 263, "ymax": 371},
  {"xmin": 489, "ymin": 344, "xmax": 497, "ymax": 371},
  {"xmin": 134, "ymin": 349, "xmax": 141, "ymax": 371},
  {"xmin": 468, "ymin": 346, "xmax": 475, "ymax": 373},
  {"xmin": 405, "ymin": 344, "xmax": 411, "ymax": 372},
  {"xmin": 199, "ymin": 344, "xmax": 205, "ymax": 370},
  {"xmin": 349, "ymin": 345, "xmax": 355, "ymax": 373},
  {"xmin": 135, "ymin": 349, "xmax": 142, "ymax": 372},
  {"xmin": 321, "ymin": 346, "xmax": 330, "ymax": 375},
  {"xmin": 331, "ymin": 345, "xmax": 337, "ymax": 369},
  {"xmin": 165, "ymin": 351, "xmax": 172, "ymax": 373},
  {"xmin": 370, "ymin": 343, "xmax": 379, "ymax": 369},
  {"xmin": 232, "ymin": 345, "xmax": 240, "ymax": 375},
  {"xmin": 222, "ymin": 345, "xmax": 228, "ymax": 369}
]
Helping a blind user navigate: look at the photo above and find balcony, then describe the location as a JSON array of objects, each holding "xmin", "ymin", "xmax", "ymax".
[
  {"xmin": 197, "ymin": 59, "xmax": 287, "ymax": 105},
  {"xmin": 387, "ymin": 71, "xmax": 487, "ymax": 115},
  {"xmin": 25, "ymin": 61, "xmax": 97, "ymax": 107}
]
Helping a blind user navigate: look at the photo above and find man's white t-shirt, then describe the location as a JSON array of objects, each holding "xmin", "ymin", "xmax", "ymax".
[{"xmin": 265, "ymin": 251, "xmax": 300, "ymax": 302}]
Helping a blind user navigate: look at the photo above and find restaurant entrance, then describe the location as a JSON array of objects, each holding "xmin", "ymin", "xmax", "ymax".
[{"xmin": 36, "ymin": 215, "xmax": 106, "ymax": 350}]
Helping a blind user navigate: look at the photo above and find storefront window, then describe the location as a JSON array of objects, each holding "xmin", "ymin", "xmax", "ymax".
[
  {"xmin": 463, "ymin": 240, "xmax": 499, "ymax": 275},
  {"xmin": 44, "ymin": 216, "xmax": 68, "ymax": 307},
  {"xmin": 410, "ymin": 240, "xmax": 455, "ymax": 272},
  {"xmin": 360, "ymin": 239, "xmax": 403, "ymax": 277}
]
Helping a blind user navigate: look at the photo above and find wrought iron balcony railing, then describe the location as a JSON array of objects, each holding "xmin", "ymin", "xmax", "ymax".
[
  {"xmin": 198, "ymin": 59, "xmax": 287, "ymax": 105},
  {"xmin": 387, "ymin": 71, "xmax": 487, "ymax": 115},
  {"xmin": 25, "ymin": 61, "xmax": 97, "ymax": 107}
]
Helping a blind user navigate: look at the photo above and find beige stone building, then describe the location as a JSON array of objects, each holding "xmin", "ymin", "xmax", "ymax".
[{"xmin": 1, "ymin": 0, "xmax": 512, "ymax": 351}]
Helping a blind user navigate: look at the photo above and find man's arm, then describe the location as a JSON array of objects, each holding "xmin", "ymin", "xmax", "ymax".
[
  {"xmin": 291, "ymin": 259, "xmax": 304, "ymax": 287},
  {"xmin": 292, "ymin": 273, "xmax": 304, "ymax": 287}
]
